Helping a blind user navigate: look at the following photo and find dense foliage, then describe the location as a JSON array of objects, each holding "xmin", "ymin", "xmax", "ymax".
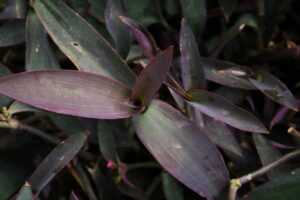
[{"xmin": 1, "ymin": 0, "xmax": 300, "ymax": 199}]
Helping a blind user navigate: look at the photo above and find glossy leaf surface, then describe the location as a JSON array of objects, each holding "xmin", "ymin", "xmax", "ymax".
[
  {"xmin": 180, "ymin": 18, "xmax": 205, "ymax": 90},
  {"xmin": 249, "ymin": 70, "xmax": 298, "ymax": 111},
  {"xmin": 133, "ymin": 100, "xmax": 229, "ymax": 199},
  {"xmin": 105, "ymin": 0, "xmax": 131, "ymax": 58},
  {"xmin": 0, "ymin": 70, "xmax": 139, "ymax": 119},
  {"xmin": 28, "ymin": 132, "xmax": 87, "ymax": 194},
  {"xmin": 16, "ymin": 183, "xmax": 33, "ymax": 200},
  {"xmin": 187, "ymin": 90, "xmax": 268, "ymax": 133},
  {"xmin": 132, "ymin": 47, "xmax": 173, "ymax": 106},
  {"xmin": 25, "ymin": 9, "xmax": 60, "ymax": 70},
  {"xmin": 32, "ymin": 0, "xmax": 135, "ymax": 87}
]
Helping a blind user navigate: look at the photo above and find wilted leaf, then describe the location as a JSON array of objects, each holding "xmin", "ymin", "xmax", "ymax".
[
  {"xmin": 16, "ymin": 183, "xmax": 33, "ymax": 200},
  {"xmin": 105, "ymin": 0, "xmax": 131, "ymax": 58},
  {"xmin": 179, "ymin": 0, "xmax": 206, "ymax": 35},
  {"xmin": 32, "ymin": 0, "xmax": 136, "ymax": 87},
  {"xmin": 187, "ymin": 89, "xmax": 268, "ymax": 133},
  {"xmin": 133, "ymin": 100, "xmax": 229, "ymax": 199},
  {"xmin": 0, "ymin": 70, "xmax": 139, "ymax": 119},
  {"xmin": 162, "ymin": 172, "xmax": 183, "ymax": 200},
  {"xmin": 243, "ymin": 169, "xmax": 300, "ymax": 200},
  {"xmin": 28, "ymin": 132, "xmax": 87, "ymax": 194},
  {"xmin": 249, "ymin": 70, "xmax": 298, "ymax": 111},
  {"xmin": 0, "ymin": 0, "xmax": 28, "ymax": 19},
  {"xmin": 180, "ymin": 18, "xmax": 205, "ymax": 90},
  {"xmin": 25, "ymin": 9, "xmax": 60, "ymax": 70},
  {"xmin": 0, "ymin": 20, "xmax": 25, "ymax": 47},
  {"xmin": 132, "ymin": 47, "xmax": 173, "ymax": 106},
  {"xmin": 203, "ymin": 58, "xmax": 256, "ymax": 89},
  {"xmin": 252, "ymin": 134, "xmax": 289, "ymax": 179}
]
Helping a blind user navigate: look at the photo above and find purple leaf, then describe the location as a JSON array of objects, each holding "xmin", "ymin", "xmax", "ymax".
[
  {"xmin": 133, "ymin": 100, "xmax": 229, "ymax": 199},
  {"xmin": 180, "ymin": 18, "xmax": 205, "ymax": 90},
  {"xmin": 0, "ymin": 70, "xmax": 140, "ymax": 119},
  {"xmin": 32, "ymin": 0, "xmax": 136, "ymax": 88},
  {"xmin": 105, "ymin": 0, "xmax": 131, "ymax": 58},
  {"xmin": 119, "ymin": 16, "xmax": 160, "ymax": 59},
  {"xmin": 187, "ymin": 89, "xmax": 269, "ymax": 133},
  {"xmin": 132, "ymin": 47, "xmax": 173, "ymax": 106},
  {"xmin": 0, "ymin": 0, "xmax": 28, "ymax": 19},
  {"xmin": 270, "ymin": 106, "xmax": 289, "ymax": 129},
  {"xmin": 203, "ymin": 58, "xmax": 256, "ymax": 89},
  {"xmin": 28, "ymin": 132, "xmax": 87, "ymax": 195},
  {"xmin": 249, "ymin": 70, "xmax": 299, "ymax": 111}
]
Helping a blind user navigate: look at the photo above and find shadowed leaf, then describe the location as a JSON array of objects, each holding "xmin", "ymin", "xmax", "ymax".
[
  {"xmin": 218, "ymin": 0, "xmax": 237, "ymax": 20},
  {"xmin": 203, "ymin": 58, "xmax": 256, "ymax": 89},
  {"xmin": 28, "ymin": 132, "xmax": 87, "ymax": 195},
  {"xmin": 105, "ymin": 0, "xmax": 131, "ymax": 58},
  {"xmin": 32, "ymin": 0, "xmax": 136, "ymax": 87},
  {"xmin": 162, "ymin": 172, "xmax": 183, "ymax": 200},
  {"xmin": 249, "ymin": 70, "xmax": 298, "ymax": 111},
  {"xmin": 8, "ymin": 101, "xmax": 39, "ymax": 115},
  {"xmin": 0, "ymin": 70, "xmax": 139, "ymax": 119},
  {"xmin": 187, "ymin": 89, "xmax": 268, "ymax": 133},
  {"xmin": 0, "ymin": 0, "xmax": 28, "ymax": 19},
  {"xmin": 0, "ymin": 63, "xmax": 12, "ymax": 108},
  {"xmin": 132, "ymin": 47, "xmax": 173, "ymax": 106},
  {"xmin": 179, "ymin": 0, "xmax": 206, "ymax": 35},
  {"xmin": 0, "ymin": 20, "xmax": 25, "ymax": 47},
  {"xmin": 16, "ymin": 183, "xmax": 33, "ymax": 200},
  {"xmin": 243, "ymin": 169, "xmax": 300, "ymax": 200},
  {"xmin": 133, "ymin": 100, "xmax": 229, "ymax": 199},
  {"xmin": 25, "ymin": 9, "xmax": 60, "ymax": 70},
  {"xmin": 69, "ymin": 191, "xmax": 79, "ymax": 200},
  {"xmin": 180, "ymin": 18, "xmax": 205, "ymax": 90},
  {"xmin": 87, "ymin": 0, "xmax": 105, "ymax": 21}
]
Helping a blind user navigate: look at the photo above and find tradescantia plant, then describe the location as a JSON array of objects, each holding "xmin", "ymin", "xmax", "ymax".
[{"xmin": 1, "ymin": 0, "xmax": 300, "ymax": 200}]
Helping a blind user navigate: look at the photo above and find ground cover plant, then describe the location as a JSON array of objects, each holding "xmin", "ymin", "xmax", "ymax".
[{"xmin": 0, "ymin": 0, "xmax": 300, "ymax": 199}]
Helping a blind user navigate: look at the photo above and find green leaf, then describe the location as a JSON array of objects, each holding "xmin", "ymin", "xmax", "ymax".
[
  {"xmin": 0, "ymin": 20, "xmax": 25, "ymax": 47},
  {"xmin": 16, "ymin": 183, "xmax": 33, "ymax": 200},
  {"xmin": 8, "ymin": 101, "xmax": 39, "ymax": 116},
  {"xmin": 133, "ymin": 100, "xmax": 229, "ymax": 199},
  {"xmin": 105, "ymin": 0, "xmax": 131, "ymax": 58},
  {"xmin": 0, "ymin": 0, "xmax": 28, "ymax": 19},
  {"xmin": 28, "ymin": 132, "xmax": 88, "ymax": 194},
  {"xmin": 249, "ymin": 70, "xmax": 299, "ymax": 111},
  {"xmin": 243, "ymin": 169, "xmax": 300, "ymax": 200},
  {"xmin": 25, "ymin": 9, "xmax": 60, "ymax": 70},
  {"xmin": 162, "ymin": 172, "xmax": 183, "ymax": 200},
  {"xmin": 87, "ymin": 0, "xmax": 105, "ymax": 21},
  {"xmin": 32, "ymin": 0, "xmax": 136, "ymax": 87},
  {"xmin": 187, "ymin": 90, "xmax": 268, "ymax": 133},
  {"xmin": 218, "ymin": 0, "xmax": 237, "ymax": 20},
  {"xmin": 0, "ymin": 63, "xmax": 12, "ymax": 108},
  {"xmin": 179, "ymin": 0, "xmax": 206, "ymax": 35}
]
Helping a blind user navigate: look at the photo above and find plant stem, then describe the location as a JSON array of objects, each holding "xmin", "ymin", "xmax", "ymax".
[{"xmin": 228, "ymin": 148, "xmax": 300, "ymax": 200}]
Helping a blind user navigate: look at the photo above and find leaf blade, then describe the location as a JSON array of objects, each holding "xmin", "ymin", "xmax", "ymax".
[{"xmin": 16, "ymin": 183, "xmax": 33, "ymax": 200}]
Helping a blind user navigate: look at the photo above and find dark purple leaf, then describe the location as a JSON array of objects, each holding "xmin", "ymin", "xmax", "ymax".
[
  {"xmin": 25, "ymin": 9, "xmax": 60, "ymax": 70},
  {"xmin": 133, "ymin": 100, "xmax": 229, "ymax": 199},
  {"xmin": 0, "ymin": 0, "xmax": 28, "ymax": 19},
  {"xmin": 0, "ymin": 70, "xmax": 140, "ymax": 119},
  {"xmin": 119, "ymin": 15, "xmax": 160, "ymax": 59},
  {"xmin": 32, "ymin": 0, "xmax": 136, "ymax": 87},
  {"xmin": 270, "ymin": 106, "xmax": 289, "ymax": 129},
  {"xmin": 203, "ymin": 58, "xmax": 256, "ymax": 89},
  {"xmin": 249, "ymin": 70, "xmax": 299, "ymax": 111},
  {"xmin": 180, "ymin": 18, "xmax": 205, "ymax": 90},
  {"xmin": 132, "ymin": 47, "xmax": 173, "ymax": 106},
  {"xmin": 105, "ymin": 0, "xmax": 131, "ymax": 58},
  {"xmin": 28, "ymin": 132, "xmax": 87, "ymax": 195},
  {"xmin": 187, "ymin": 89, "xmax": 268, "ymax": 133}
]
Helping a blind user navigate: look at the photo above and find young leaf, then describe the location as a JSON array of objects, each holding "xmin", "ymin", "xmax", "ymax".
[
  {"xmin": 16, "ymin": 182, "xmax": 33, "ymax": 200},
  {"xmin": 203, "ymin": 58, "xmax": 256, "ymax": 89},
  {"xmin": 0, "ymin": 70, "xmax": 139, "ymax": 119},
  {"xmin": 187, "ymin": 90, "xmax": 268, "ymax": 133},
  {"xmin": 132, "ymin": 47, "xmax": 173, "ymax": 106},
  {"xmin": 180, "ymin": 18, "xmax": 205, "ymax": 90},
  {"xmin": 243, "ymin": 169, "xmax": 300, "ymax": 200},
  {"xmin": 252, "ymin": 134, "xmax": 289, "ymax": 179},
  {"xmin": 179, "ymin": 0, "xmax": 206, "ymax": 35},
  {"xmin": 105, "ymin": 0, "xmax": 131, "ymax": 58},
  {"xmin": 119, "ymin": 15, "xmax": 160, "ymax": 59},
  {"xmin": 28, "ymin": 132, "xmax": 87, "ymax": 195},
  {"xmin": 0, "ymin": 20, "xmax": 25, "ymax": 47},
  {"xmin": 25, "ymin": 9, "xmax": 60, "ymax": 70},
  {"xmin": 249, "ymin": 70, "xmax": 299, "ymax": 111},
  {"xmin": 0, "ymin": 0, "xmax": 28, "ymax": 19},
  {"xmin": 133, "ymin": 100, "xmax": 229, "ymax": 199},
  {"xmin": 32, "ymin": 0, "xmax": 136, "ymax": 87},
  {"xmin": 162, "ymin": 172, "xmax": 184, "ymax": 200}
]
